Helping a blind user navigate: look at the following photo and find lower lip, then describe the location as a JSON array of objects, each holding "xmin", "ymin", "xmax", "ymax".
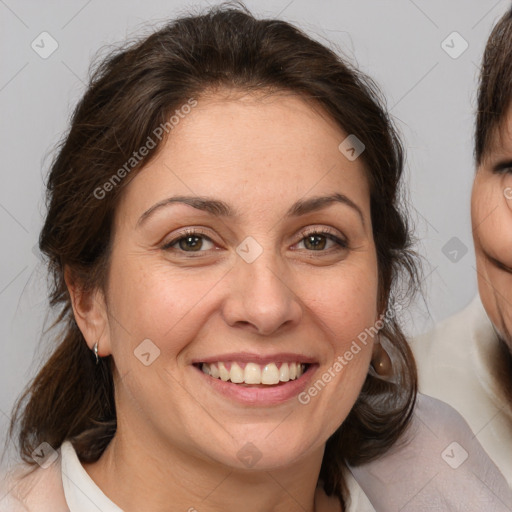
[{"xmin": 193, "ymin": 364, "xmax": 318, "ymax": 406}]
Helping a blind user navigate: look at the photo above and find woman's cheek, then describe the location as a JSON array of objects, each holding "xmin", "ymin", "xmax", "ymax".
[
  {"xmin": 481, "ymin": 207, "xmax": 512, "ymax": 269},
  {"xmin": 473, "ymin": 178, "xmax": 512, "ymax": 269},
  {"xmin": 503, "ymin": 172, "xmax": 512, "ymax": 208}
]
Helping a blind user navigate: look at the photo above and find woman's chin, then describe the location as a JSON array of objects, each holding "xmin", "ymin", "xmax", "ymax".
[{"xmin": 195, "ymin": 438, "xmax": 318, "ymax": 472}]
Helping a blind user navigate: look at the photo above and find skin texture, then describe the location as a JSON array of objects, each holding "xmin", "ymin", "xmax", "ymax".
[
  {"xmin": 472, "ymin": 107, "xmax": 512, "ymax": 352},
  {"xmin": 66, "ymin": 91, "xmax": 380, "ymax": 512}
]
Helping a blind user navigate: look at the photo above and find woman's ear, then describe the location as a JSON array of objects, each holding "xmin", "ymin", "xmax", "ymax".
[{"xmin": 64, "ymin": 266, "xmax": 111, "ymax": 357}]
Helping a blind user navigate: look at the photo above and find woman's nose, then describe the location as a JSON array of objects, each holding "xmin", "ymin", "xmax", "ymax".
[{"xmin": 221, "ymin": 246, "xmax": 303, "ymax": 336}]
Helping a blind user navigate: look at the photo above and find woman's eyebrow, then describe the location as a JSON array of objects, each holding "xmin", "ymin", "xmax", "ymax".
[
  {"xmin": 136, "ymin": 192, "xmax": 365, "ymax": 228},
  {"xmin": 287, "ymin": 193, "xmax": 365, "ymax": 225}
]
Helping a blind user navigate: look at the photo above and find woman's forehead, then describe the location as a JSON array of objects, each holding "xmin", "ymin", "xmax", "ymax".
[{"xmin": 115, "ymin": 94, "xmax": 371, "ymax": 222}]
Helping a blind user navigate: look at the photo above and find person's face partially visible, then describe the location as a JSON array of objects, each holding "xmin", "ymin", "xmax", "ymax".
[
  {"xmin": 472, "ymin": 105, "xmax": 512, "ymax": 351},
  {"xmin": 99, "ymin": 91, "xmax": 379, "ymax": 471}
]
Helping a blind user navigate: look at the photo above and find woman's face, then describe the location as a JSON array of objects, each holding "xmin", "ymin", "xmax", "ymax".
[
  {"xmin": 98, "ymin": 91, "xmax": 379, "ymax": 469},
  {"xmin": 472, "ymin": 106, "xmax": 512, "ymax": 351}
]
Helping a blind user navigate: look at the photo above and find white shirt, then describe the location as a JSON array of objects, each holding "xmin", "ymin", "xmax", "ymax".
[
  {"xmin": 411, "ymin": 295, "xmax": 512, "ymax": 486},
  {"xmin": 61, "ymin": 441, "xmax": 124, "ymax": 511},
  {"xmin": 2, "ymin": 394, "xmax": 511, "ymax": 511},
  {"xmin": 1, "ymin": 440, "xmax": 370, "ymax": 511}
]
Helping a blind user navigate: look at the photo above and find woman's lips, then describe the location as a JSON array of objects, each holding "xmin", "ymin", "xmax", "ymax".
[{"xmin": 192, "ymin": 362, "xmax": 318, "ymax": 406}]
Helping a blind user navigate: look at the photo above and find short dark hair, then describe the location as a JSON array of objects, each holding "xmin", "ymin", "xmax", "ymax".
[
  {"xmin": 475, "ymin": 6, "xmax": 512, "ymax": 164},
  {"xmin": 8, "ymin": 1, "xmax": 418, "ymax": 504}
]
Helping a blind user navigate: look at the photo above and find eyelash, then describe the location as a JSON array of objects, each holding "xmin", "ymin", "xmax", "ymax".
[
  {"xmin": 161, "ymin": 227, "xmax": 348, "ymax": 256},
  {"xmin": 494, "ymin": 162, "xmax": 512, "ymax": 174},
  {"xmin": 296, "ymin": 227, "xmax": 349, "ymax": 253}
]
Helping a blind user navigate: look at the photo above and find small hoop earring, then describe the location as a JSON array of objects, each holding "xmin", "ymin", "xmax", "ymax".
[{"xmin": 93, "ymin": 342, "xmax": 99, "ymax": 365}]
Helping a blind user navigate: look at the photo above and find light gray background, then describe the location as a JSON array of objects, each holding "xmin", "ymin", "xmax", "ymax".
[{"xmin": 0, "ymin": 0, "xmax": 509, "ymax": 466}]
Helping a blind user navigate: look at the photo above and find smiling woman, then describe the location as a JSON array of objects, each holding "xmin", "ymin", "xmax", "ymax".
[{"xmin": 2, "ymin": 2, "xmax": 422, "ymax": 511}]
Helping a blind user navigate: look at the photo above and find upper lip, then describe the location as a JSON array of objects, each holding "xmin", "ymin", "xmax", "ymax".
[{"xmin": 191, "ymin": 352, "xmax": 317, "ymax": 365}]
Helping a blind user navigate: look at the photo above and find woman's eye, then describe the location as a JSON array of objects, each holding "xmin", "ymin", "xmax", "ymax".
[
  {"xmin": 162, "ymin": 228, "xmax": 348, "ymax": 256},
  {"xmin": 163, "ymin": 230, "xmax": 215, "ymax": 253},
  {"xmin": 493, "ymin": 161, "xmax": 512, "ymax": 174},
  {"xmin": 296, "ymin": 231, "xmax": 348, "ymax": 252}
]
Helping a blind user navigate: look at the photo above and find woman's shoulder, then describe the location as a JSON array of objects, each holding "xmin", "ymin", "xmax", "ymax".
[
  {"xmin": 350, "ymin": 394, "xmax": 512, "ymax": 511},
  {"xmin": 0, "ymin": 452, "xmax": 68, "ymax": 512}
]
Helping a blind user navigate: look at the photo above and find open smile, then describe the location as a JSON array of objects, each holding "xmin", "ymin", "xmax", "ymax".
[
  {"xmin": 196, "ymin": 361, "xmax": 309, "ymax": 385},
  {"xmin": 191, "ymin": 356, "xmax": 318, "ymax": 405}
]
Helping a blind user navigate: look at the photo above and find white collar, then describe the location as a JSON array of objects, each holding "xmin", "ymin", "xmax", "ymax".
[
  {"xmin": 60, "ymin": 441, "xmax": 343, "ymax": 511},
  {"xmin": 61, "ymin": 441, "xmax": 124, "ymax": 512},
  {"xmin": 469, "ymin": 295, "xmax": 512, "ymax": 417}
]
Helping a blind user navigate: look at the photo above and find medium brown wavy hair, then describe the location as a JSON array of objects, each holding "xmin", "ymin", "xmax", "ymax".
[
  {"xmin": 475, "ymin": 5, "xmax": 512, "ymax": 164},
  {"xmin": 7, "ymin": 1, "xmax": 418, "ymax": 505}
]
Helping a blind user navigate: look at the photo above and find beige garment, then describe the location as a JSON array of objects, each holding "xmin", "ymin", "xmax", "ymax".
[
  {"xmin": 0, "ymin": 454, "xmax": 68, "ymax": 512},
  {"xmin": 411, "ymin": 295, "xmax": 512, "ymax": 486},
  {"xmin": 343, "ymin": 472, "xmax": 376, "ymax": 512},
  {"xmin": 3, "ymin": 392, "xmax": 509, "ymax": 511},
  {"xmin": 349, "ymin": 393, "xmax": 512, "ymax": 511},
  {"xmin": 0, "ymin": 440, "xmax": 373, "ymax": 512}
]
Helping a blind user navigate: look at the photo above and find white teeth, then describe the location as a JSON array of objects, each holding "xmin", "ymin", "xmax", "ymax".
[
  {"xmin": 230, "ymin": 362, "xmax": 244, "ymax": 383},
  {"xmin": 218, "ymin": 362, "xmax": 229, "ymax": 381},
  {"xmin": 200, "ymin": 361, "xmax": 307, "ymax": 385},
  {"xmin": 244, "ymin": 362, "xmax": 261, "ymax": 384},
  {"xmin": 210, "ymin": 363, "xmax": 220, "ymax": 379},
  {"xmin": 261, "ymin": 363, "xmax": 280, "ymax": 385},
  {"xmin": 279, "ymin": 363, "xmax": 290, "ymax": 382}
]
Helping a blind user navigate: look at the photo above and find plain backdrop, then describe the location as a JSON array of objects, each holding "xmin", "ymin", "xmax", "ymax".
[{"xmin": 0, "ymin": 0, "xmax": 509, "ymax": 466}]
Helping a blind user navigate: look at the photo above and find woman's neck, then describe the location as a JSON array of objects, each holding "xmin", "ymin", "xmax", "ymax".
[{"xmin": 82, "ymin": 426, "xmax": 332, "ymax": 512}]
